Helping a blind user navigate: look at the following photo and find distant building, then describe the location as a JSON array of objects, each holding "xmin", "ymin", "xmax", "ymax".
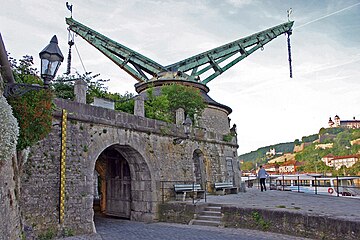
[
  {"xmin": 266, "ymin": 148, "xmax": 283, "ymax": 157},
  {"xmin": 315, "ymin": 143, "xmax": 333, "ymax": 150},
  {"xmin": 266, "ymin": 148, "xmax": 276, "ymax": 156},
  {"xmin": 278, "ymin": 160, "xmax": 302, "ymax": 174},
  {"xmin": 262, "ymin": 163, "xmax": 279, "ymax": 174},
  {"xmin": 321, "ymin": 154, "xmax": 359, "ymax": 170},
  {"xmin": 321, "ymin": 154, "xmax": 335, "ymax": 167},
  {"xmin": 332, "ymin": 155, "xmax": 359, "ymax": 170},
  {"xmin": 328, "ymin": 115, "xmax": 360, "ymax": 129}
]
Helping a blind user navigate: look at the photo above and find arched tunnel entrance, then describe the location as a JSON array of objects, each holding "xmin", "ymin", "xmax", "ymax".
[{"xmin": 93, "ymin": 144, "xmax": 154, "ymax": 221}]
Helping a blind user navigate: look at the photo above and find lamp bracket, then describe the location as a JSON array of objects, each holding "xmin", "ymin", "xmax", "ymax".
[{"xmin": 4, "ymin": 83, "xmax": 48, "ymax": 98}]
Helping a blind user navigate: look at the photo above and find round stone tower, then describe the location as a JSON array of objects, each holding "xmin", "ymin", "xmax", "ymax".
[{"xmin": 135, "ymin": 71, "xmax": 232, "ymax": 135}]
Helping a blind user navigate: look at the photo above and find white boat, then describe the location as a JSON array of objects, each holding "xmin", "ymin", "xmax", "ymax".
[{"xmin": 273, "ymin": 174, "xmax": 360, "ymax": 198}]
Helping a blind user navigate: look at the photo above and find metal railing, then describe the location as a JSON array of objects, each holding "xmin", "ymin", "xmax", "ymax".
[
  {"xmin": 267, "ymin": 175, "xmax": 360, "ymax": 197},
  {"xmin": 160, "ymin": 180, "xmax": 207, "ymax": 204}
]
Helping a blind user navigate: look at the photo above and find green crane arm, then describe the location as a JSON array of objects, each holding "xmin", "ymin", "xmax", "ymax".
[
  {"xmin": 66, "ymin": 17, "xmax": 293, "ymax": 84},
  {"xmin": 166, "ymin": 21, "xmax": 294, "ymax": 84},
  {"xmin": 66, "ymin": 17, "xmax": 167, "ymax": 83}
]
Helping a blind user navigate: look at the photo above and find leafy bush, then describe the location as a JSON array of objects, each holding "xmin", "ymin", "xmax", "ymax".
[
  {"xmin": 8, "ymin": 55, "xmax": 53, "ymax": 150},
  {"xmin": 53, "ymin": 72, "xmax": 135, "ymax": 113},
  {"xmin": 144, "ymin": 83, "xmax": 206, "ymax": 123}
]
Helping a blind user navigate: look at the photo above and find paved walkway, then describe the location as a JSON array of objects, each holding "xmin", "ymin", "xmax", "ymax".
[
  {"xmin": 205, "ymin": 188, "xmax": 360, "ymax": 222},
  {"xmin": 63, "ymin": 216, "xmax": 311, "ymax": 240},
  {"xmin": 60, "ymin": 188, "xmax": 360, "ymax": 239}
]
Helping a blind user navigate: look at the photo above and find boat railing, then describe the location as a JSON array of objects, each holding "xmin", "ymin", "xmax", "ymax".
[{"xmin": 254, "ymin": 175, "xmax": 360, "ymax": 197}]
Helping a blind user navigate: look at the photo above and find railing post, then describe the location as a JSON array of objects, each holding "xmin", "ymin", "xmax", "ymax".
[
  {"xmin": 297, "ymin": 175, "xmax": 300, "ymax": 192},
  {"xmin": 282, "ymin": 175, "xmax": 285, "ymax": 191},
  {"xmin": 192, "ymin": 182, "xmax": 195, "ymax": 204},
  {"xmin": 204, "ymin": 181, "xmax": 207, "ymax": 203},
  {"xmin": 315, "ymin": 176, "xmax": 317, "ymax": 195},
  {"xmin": 161, "ymin": 181, "xmax": 164, "ymax": 203},
  {"xmin": 336, "ymin": 176, "xmax": 339, "ymax": 197}
]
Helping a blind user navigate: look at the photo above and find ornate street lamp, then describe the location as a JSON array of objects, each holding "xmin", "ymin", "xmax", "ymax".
[
  {"xmin": 183, "ymin": 115, "xmax": 193, "ymax": 138},
  {"xmin": 39, "ymin": 35, "xmax": 64, "ymax": 86},
  {"xmin": 173, "ymin": 115, "xmax": 193, "ymax": 145},
  {"xmin": 2, "ymin": 35, "xmax": 63, "ymax": 98}
]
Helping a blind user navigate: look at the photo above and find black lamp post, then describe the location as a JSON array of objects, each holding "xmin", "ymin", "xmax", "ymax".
[
  {"xmin": 3, "ymin": 35, "xmax": 63, "ymax": 98},
  {"xmin": 39, "ymin": 35, "xmax": 64, "ymax": 87}
]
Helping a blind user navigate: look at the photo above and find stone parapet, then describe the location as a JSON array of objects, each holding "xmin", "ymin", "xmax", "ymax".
[{"xmin": 19, "ymin": 98, "xmax": 239, "ymax": 238}]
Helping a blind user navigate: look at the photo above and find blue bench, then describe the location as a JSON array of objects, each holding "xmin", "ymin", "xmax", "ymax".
[
  {"xmin": 214, "ymin": 182, "xmax": 238, "ymax": 195},
  {"xmin": 174, "ymin": 184, "xmax": 205, "ymax": 201}
]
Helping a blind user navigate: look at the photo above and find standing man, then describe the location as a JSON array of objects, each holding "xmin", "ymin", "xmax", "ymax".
[{"xmin": 257, "ymin": 165, "xmax": 269, "ymax": 192}]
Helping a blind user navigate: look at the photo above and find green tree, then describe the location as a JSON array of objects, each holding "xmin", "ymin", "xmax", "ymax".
[
  {"xmin": 52, "ymin": 72, "xmax": 109, "ymax": 104},
  {"xmin": 241, "ymin": 161, "xmax": 255, "ymax": 171},
  {"xmin": 161, "ymin": 83, "xmax": 206, "ymax": 122},
  {"xmin": 144, "ymin": 87, "xmax": 171, "ymax": 122},
  {"xmin": 144, "ymin": 83, "xmax": 206, "ymax": 123},
  {"xmin": 8, "ymin": 55, "xmax": 53, "ymax": 150},
  {"xmin": 53, "ymin": 72, "xmax": 135, "ymax": 113}
]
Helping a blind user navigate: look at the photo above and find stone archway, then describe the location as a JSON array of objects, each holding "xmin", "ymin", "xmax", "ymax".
[
  {"xmin": 93, "ymin": 144, "xmax": 154, "ymax": 221},
  {"xmin": 95, "ymin": 147, "xmax": 131, "ymax": 218}
]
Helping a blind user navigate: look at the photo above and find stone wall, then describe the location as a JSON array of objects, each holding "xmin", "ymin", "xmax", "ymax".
[
  {"xmin": 20, "ymin": 98, "xmax": 239, "ymax": 238},
  {"xmin": 222, "ymin": 206, "xmax": 360, "ymax": 240},
  {"xmin": 200, "ymin": 106, "xmax": 230, "ymax": 135},
  {"xmin": 158, "ymin": 202, "xmax": 360, "ymax": 240},
  {"xmin": 0, "ymin": 155, "xmax": 22, "ymax": 240},
  {"xmin": 0, "ymin": 76, "xmax": 21, "ymax": 240}
]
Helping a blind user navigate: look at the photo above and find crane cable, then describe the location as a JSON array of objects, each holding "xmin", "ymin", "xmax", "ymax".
[
  {"xmin": 66, "ymin": 28, "xmax": 74, "ymax": 75},
  {"xmin": 287, "ymin": 30, "xmax": 293, "ymax": 78},
  {"xmin": 66, "ymin": 28, "xmax": 87, "ymax": 75},
  {"xmin": 285, "ymin": 2, "xmax": 360, "ymax": 78}
]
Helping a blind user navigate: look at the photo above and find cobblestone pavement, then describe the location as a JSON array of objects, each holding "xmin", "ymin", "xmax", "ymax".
[
  {"xmin": 63, "ymin": 216, "xmax": 311, "ymax": 240},
  {"xmin": 60, "ymin": 188, "xmax": 360, "ymax": 240}
]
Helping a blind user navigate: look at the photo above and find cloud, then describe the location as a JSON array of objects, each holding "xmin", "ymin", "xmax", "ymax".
[{"xmin": 226, "ymin": 0, "xmax": 254, "ymax": 8}]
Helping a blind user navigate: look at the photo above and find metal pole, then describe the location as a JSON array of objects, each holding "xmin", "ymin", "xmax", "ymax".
[
  {"xmin": 192, "ymin": 182, "xmax": 195, "ymax": 204},
  {"xmin": 336, "ymin": 176, "xmax": 339, "ymax": 197},
  {"xmin": 204, "ymin": 181, "xmax": 207, "ymax": 203},
  {"xmin": 315, "ymin": 176, "xmax": 317, "ymax": 195},
  {"xmin": 297, "ymin": 175, "xmax": 300, "ymax": 192},
  {"xmin": 282, "ymin": 175, "xmax": 285, "ymax": 191}
]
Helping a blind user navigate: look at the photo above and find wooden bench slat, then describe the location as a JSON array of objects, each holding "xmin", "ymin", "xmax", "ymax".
[
  {"xmin": 174, "ymin": 184, "xmax": 205, "ymax": 201},
  {"xmin": 214, "ymin": 182, "xmax": 238, "ymax": 195}
]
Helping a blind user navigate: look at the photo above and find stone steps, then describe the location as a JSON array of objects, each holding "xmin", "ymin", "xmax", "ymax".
[{"xmin": 190, "ymin": 204, "xmax": 222, "ymax": 227}]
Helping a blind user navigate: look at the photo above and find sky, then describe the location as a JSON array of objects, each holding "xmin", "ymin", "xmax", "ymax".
[{"xmin": 1, "ymin": 0, "xmax": 360, "ymax": 154}]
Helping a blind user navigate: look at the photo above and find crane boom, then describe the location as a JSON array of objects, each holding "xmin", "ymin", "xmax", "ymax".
[
  {"xmin": 66, "ymin": 17, "xmax": 167, "ymax": 82},
  {"xmin": 166, "ymin": 21, "xmax": 294, "ymax": 84},
  {"xmin": 66, "ymin": 17, "xmax": 293, "ymax": 84}
]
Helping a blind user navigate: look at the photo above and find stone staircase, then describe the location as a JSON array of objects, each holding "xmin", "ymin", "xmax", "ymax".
[{"xmin": 189, "ymin": 203, "xmax": 222, "ymax": 227}]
